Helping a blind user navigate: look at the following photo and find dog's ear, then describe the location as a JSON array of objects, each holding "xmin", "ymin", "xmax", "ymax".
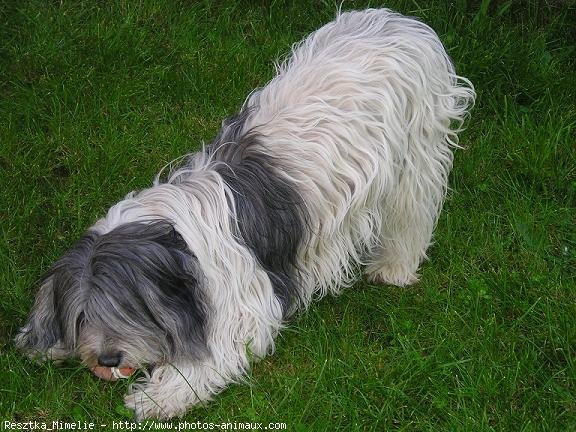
[
  {"xmin": 88, "ymin": 221, "xmax": 210, "ymax": 361},
  {"xmin": 14, "ymin": 274, "xmax": 61, "ymax": 357},
  {"xmin": 139, "ymin": 224, "xmax": 209, "ymax": 361},
  {"xmin": 15, "ymin": 231, "xmax": 98, "ymax": 359},
  {"xmin": 148, "ymin": 262, "xmax": 209, "ymax": 361}
]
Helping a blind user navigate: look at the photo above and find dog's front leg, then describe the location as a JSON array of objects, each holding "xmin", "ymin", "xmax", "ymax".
[{"xmin": 125, "ymin": 360, "xmax": 228, "ymax": 421}]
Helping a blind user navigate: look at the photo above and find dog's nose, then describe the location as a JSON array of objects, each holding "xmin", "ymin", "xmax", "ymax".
[{"xmin": 97, "ymin": 351, "xmax": 122, "ymax": 367}]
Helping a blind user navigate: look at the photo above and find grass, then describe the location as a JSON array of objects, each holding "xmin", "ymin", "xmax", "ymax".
[{"xmin": 0, "ymin": 0, "xmax": 575, "ymax": 430}]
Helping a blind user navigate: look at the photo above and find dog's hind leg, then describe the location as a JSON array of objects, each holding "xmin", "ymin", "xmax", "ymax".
[
  {"xmin": 364, "ymin": 169, "xmax": 440, "ymax": 287},
  {"xmin": 363, "ymin": 35, "xmax": 474, "ymax": 286},
  {"xmin": 364, "ymin": 81, "xmax": 473, "ymax": 287},
  {"xmin": 364, "ymin": 159, "xmax": 441, "ymax": 286}
]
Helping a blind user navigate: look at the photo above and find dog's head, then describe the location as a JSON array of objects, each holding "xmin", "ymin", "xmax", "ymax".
[{"xmin": 15, "ymin": 220, "xmax": 208, "ymax": 371}]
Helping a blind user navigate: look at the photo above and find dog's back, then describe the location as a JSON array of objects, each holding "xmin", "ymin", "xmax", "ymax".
[{"xmin": 241, "ymin": 8, "xmax": 475, "ymax": 293}]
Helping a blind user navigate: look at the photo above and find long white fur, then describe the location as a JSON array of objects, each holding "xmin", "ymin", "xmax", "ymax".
[{"xmin": 90, "ymin": 8, "xmax": 474, "ymax": 419}]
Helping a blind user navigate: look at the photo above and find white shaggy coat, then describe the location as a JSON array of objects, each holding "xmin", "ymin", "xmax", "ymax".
[
  {"xmin": 121, "ymin": 8, "xmax": 474, "ymax": 419},
  {"xmin": 18, "ymin": 8, "xmax": 475, "ymax": 420}
]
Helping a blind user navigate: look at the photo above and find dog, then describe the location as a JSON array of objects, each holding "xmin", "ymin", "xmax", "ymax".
[{"xmin": 15, "ymin": 8, "xmax": 475, "ymax": 420}]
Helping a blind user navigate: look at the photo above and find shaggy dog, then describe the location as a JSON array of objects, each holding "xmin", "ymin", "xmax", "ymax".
[{"xmin": 16, "ymin": 8, "xmax": 475, "ymax": 420}]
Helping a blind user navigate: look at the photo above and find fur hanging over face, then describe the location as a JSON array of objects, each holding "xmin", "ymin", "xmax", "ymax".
[{"xmin": 16, "ymin": 8, "xmax": 475, "ymax": 420}]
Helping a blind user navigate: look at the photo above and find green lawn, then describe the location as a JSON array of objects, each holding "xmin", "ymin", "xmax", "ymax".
[{"xmin": 1, "ymin": 1, "xmax": 575, "ymax": 430}]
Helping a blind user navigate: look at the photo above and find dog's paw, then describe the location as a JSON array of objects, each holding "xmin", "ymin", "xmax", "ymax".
[
  {"xmin": 365, "ymin": 262, "xmax": 419, "ymax": 287},
  {"xmin": 125, "ymin": 382, "xmax": 179, "ymax": 420},
  {"xmin": 124, "ymin": 366, "xmax": 195, "ymax": 421}
]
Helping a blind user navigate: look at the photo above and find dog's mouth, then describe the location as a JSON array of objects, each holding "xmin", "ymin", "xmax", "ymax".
[
  {"xmin": 79, "ymin": 345, "xmax": 160, "ymax": 382},
  {"xmin": 91, "ymin": 365, "xmax": 136, "ymax": 381},
  {"xmin": 81, "ymin": 352, "xmax": 141, "ymax": 382}
]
